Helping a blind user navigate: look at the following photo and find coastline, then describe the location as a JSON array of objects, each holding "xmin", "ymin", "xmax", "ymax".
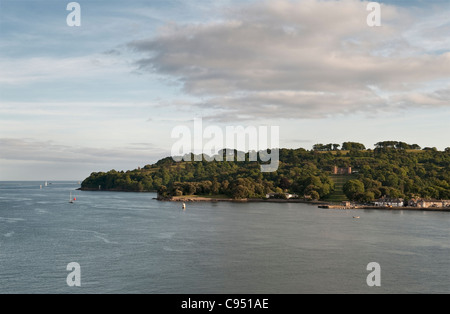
[
  {"xmin": 319, "ymin": 204, "xmax": 450, "ymax": 212},
  {"xmin": 78, "ymin": 189, "xmax": 450, "ymax": 212},
  {"xmin": 159, "ymin": 195, "xmax": 329, "ymax": 205},
  {"xmin": 163, "ymin": 197, "xmax": 450, "ymax": 211},
  {"xmin": 77, "ymin": 188, "xmax": 158, "ymax": 193}
]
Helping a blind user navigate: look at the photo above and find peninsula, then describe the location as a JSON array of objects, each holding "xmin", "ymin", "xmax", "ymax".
[{"xmin": 80, "ymin": 141, "xmax": 450, "ymax": 208}]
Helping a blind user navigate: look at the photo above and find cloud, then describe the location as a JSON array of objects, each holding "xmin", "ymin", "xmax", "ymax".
[
  {"xmin": 127, "ymin": 0, "xmax": 450, "ymax": 120},
  {"xmin": 0, "ymin": 54, "xmax": 129, "ymax": 85},
  {"xmin": 0, "ymin": 138, "xmax": 165, "ymax": 165}
]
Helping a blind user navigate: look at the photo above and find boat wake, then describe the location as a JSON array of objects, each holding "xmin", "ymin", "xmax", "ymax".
[
  {"xmin": 65, "ymin": 228, "xmax": 119, "ymax": 245},
  {"xmin": 4, "ymin": 231, "xmax": 15, "ymax": 238}
]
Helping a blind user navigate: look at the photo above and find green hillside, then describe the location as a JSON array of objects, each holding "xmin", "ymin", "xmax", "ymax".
[
  {"xmin": 323, "ymin": 174, "xmax": 355, "ymax": 203},
  {"xmin": 81, "ymin": 142, "xmax": 450, "ymax": 201}
]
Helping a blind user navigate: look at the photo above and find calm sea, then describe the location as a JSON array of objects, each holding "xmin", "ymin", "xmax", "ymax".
[{"xmin": 0, "ymin": 181, "xmax": 449, "ymax": 294}]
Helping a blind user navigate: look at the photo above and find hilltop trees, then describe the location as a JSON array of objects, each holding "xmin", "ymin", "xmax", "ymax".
[
  {"xmin": 375, "ymin": 141, "xmax": 421, "ymax": 150},
  {"xmin": 341, "ymin": 142, "xmax": 366, "ymax": 151},
  {"xmin": 313, "ymin": 143, "xmax": 341, "ymax": 151}
]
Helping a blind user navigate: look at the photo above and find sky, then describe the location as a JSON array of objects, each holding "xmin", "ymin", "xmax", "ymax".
[{"xmin": 0, "ymin": 0, "xmax": 449, "ymax": 180}]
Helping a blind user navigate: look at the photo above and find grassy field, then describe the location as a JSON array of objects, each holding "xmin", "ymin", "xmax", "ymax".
[{"xmin": 323, "ymin": 174, "xmax": 356, "ymax": 203}]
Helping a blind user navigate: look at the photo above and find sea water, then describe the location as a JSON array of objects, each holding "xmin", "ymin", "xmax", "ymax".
[{"xmin": 0, "ymin": 181, "xmax": 449, "ymax": 294}]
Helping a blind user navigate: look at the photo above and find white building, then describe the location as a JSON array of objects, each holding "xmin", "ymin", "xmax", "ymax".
[
  {"xmin": 266, "ymin": 193, "xmax": 299, "ymax": 199},
  {"xmin": 374, "ymin": 198, "xmax": 404, "ymax": 207}
]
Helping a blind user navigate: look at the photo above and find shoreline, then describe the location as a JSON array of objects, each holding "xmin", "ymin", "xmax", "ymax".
[
  {"xmin": 163, "ymin": 197, "xmax": 450, "ymax": 211},
  {"xmin": 77, "ymin": 188, "xmax": 158, "ymax": 193},
  {"xmin": 319, "ymin": 204, "xmax": 450, "ymax": 212},
  {"xmin": 78, "ymin": 189, "xmax": 450, "ymax": 212},
  {"xmin": 160, "ymin": 196, "xmax": 329, "ymax": 205}
]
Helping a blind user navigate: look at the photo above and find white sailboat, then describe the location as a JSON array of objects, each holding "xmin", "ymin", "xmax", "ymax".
[{"xmin": 69, "ymin": 192, "xmax": 76, "ymax": 204}]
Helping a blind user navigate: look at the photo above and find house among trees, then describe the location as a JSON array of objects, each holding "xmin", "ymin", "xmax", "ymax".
[
  {"xmin": 332, "ymin": 166, "xmax": 352, "ymax": 175},
  {"xmin": 408, "ymin": 199, "xmax": 450, "ymax": 208},
  {"xmin": 374, "ymin": 198, "xmax": 404, "ymax": 207},
  {"xmin": 266, "ymin": 193, "xmax": 299, "ymax": 200}
]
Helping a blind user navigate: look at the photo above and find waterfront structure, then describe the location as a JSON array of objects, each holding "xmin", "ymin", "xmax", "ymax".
[
  {"xmin": 409, "ymin": 199, "xmax": 450, "ymax": 208},
  {"xmin": 374, "ymin": 198, "xmax": 404, "ymax": 207},
  {"xmin": 266, "ymin": 193, "xmax": 299, "ymax": 199}
]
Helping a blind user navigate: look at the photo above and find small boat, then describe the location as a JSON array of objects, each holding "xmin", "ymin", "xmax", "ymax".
[
  {"xmin": 353, "ymin": 216, "xmax": 360, "ymax": 219},
  {"xmin": 182, "ymin": 203, "xmax": 186, "ymax": 210},
  {"xmin": 69, "ymin": 192, "xmax": 76, "ymax": 204}
]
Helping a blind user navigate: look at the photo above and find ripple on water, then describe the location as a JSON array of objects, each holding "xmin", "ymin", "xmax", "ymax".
[
  {"xmin": 158, "ymin": 232, "xmax": 176, "ymax": 239},
  {"xmin": 0, "ymin": 217, "xmax": 25, "ymax": 223}
]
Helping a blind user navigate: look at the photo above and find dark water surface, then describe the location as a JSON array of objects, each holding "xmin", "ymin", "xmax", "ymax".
[{"xmin": 0, "ymin": 182, "xmax": 449, "ymax": 293}]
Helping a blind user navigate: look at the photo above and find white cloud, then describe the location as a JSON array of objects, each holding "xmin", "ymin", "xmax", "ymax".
[
  {"xmin": 127, "ymin": 0, "xmax": 450, "ymax": 120},
  {"xmin": 0, "ymin": 54, "xmax": 129, "ymax": 85}
]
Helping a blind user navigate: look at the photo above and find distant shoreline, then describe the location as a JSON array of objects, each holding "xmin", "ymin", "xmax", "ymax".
[{"xmin": 77, "ymin": 188, "xmax": 158, "ymax": 193}]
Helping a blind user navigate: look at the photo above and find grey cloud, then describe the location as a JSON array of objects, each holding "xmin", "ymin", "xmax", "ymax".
[
  {"xmin": 127, "ymin": 0, "xmax": 450, "ymax": 120},
  {"xmin": 195, "ymin": 89, "xmax": 387, "ymax": 121},
  {"xmin": 391, "ymin": 87, "xmax": 450, "ymax": 109},
  {"xmin": 103, "ymin": 49, "xmax": 122, "ymax": 56}
]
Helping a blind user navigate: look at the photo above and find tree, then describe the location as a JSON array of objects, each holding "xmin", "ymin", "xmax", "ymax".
[
  {"xmin": 211, "ymin": 180, "xmax": 220, "ymax": 194},
  {"xmin": 184, "ymin": 183, "xmax": 197, "ymax": 195},
  {"xmin": 157, "ymin": 185, "xmax": 168, "ymax": 198},
  {"xmin": 374, "ymin": 141, "xmax": 419, "ymax": 150},
  {"xmin": 358, "ymin": 191, "xmax": 375, "ymax": 203},
  {"xmin": 221, "ymin": 180, "xmax": 230, "ymax": 193},
  {"xmin": 342, "ymin": 142, "xmax": 366, "ymax": 151},
  {"xmin": 313, "ymin": 143, "xmax": 339, "ymax": 151},
  {"xmin": 310, "ymin": 191, "xmax": 320, "ymax": 201},
  {"xmin": 232, "ymin": 185, "xmax": 250, "ymax": 199},
  {"xmin": 343, "ymin": 180, "xmax": 365, "ymax": 200},
  {"xmin": 279, "ymin": 177, "xmax": 292, "ymax": 190},
  {"xmin": 313, "ymin": 144, "xmax": 325, "ymax": 151},
  {"xmin": 399, "ymin": 142, "xmax": 410, "ymax": 149}
]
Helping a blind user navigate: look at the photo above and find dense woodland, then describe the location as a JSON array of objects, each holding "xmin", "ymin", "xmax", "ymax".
[{"xmin": 81, "ymin": 142, "xmax": 450, "ymax": 202}]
